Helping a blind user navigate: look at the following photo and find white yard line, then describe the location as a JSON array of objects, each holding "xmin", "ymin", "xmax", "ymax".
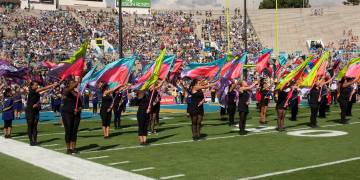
[
  {"xmin": 41, "ymin": 144, "xmax": 59, "ymax": 147},
  {"xmin": 79, "ymin": 121, "xmax": 360, "ymax": 154},
  {"xmin": 108, "ymin": 161, "xmax": 130, "ymax": 166},
  {"xmin": 0, "ymin": 137, "xmax": 153, "ymax": 180},
  {"xmin": 159, "ymin": 174, "xmax": 186, "ymax": 179},
  {"xmin": 87, "ymin": 156, "xmax": 109, "ymax": 160},
  {"xmin": 131, "ymin": 167, "xmax": 155, "ymax": 172},
  {"xmin": 238, "ymin": 157, "xmax": 360, "ymax": 180}
]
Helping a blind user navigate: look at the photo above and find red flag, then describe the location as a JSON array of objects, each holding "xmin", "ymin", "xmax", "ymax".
[
  {"xmin": 256, "ymin": 52, "xmax": 271, "ymax": 74},
  {"xmin": 41, "ymin": 61, "xmax": 57, "ymax": 68},
  {"xmin": 60, "ymin": 57, "xmax": 85, "ymax": 81}
]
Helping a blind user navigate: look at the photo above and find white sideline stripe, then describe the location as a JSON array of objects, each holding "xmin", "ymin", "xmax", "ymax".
[
  {"xmin": 108, "ymin": 161, "xmax": 130, "ymax": 165},
  {"xmin": 131, "ymin": 167, "xmax": 155, "ymax": 172},
  {"xmin": 87, "ymin": 156, "xmax": 109, "ymax": 160},
  {"xmin": 80, "ymin": 121, "xmax": 360, "ymax": 154},
  {"xmin": 0, "ymin": 137, "xmax": 152, "ymax": 180},
  {"xmin": 53, "ymin": 147, "xmax": 67, "ymax": 151},
  {"xmin": 160, "ymin": 174, "xmax": 186, "ymax": 179},
  {"xmin": 41, "ymin": 144, "xmax": 59, "ymax": 147},
  {"xmin": 238, "ymin": 157, "xmax": 360, "ymax": 180}
]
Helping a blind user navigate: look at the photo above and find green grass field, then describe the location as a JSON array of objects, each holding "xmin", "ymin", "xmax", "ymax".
[{"xmin": 1, "ymin": 104, "xmax": 360, "ymax": 180}]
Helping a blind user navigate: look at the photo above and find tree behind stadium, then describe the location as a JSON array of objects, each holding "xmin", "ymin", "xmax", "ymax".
[{"xmin": 259, "ymin": 0, "xmax": 310, "ymax": 9}]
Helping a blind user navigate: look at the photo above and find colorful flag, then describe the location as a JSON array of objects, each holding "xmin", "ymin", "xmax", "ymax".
[
  {"xmin": 136, "ymin": 55, "xmax": 175, "ymax": 85},
  {"xmin": 48, "ymin": 42, "xmax": 88, "ymax": 79},
  {"xmin": 181, "ymin": 57, "xmax": 226, "ymax": 80},
  {"xmin": 40, "ymin": 61, "xmax": 57, "ymax": 69},
  {"xmin": 256, "ymin": 50, "xmax": 272, "ymax": 74},
  {"xmin": 216, "ymin": 53, "xmax": 247, "ymax": 106},
  {"xmin": 79, "ymin": 65, "xmax": 97, "ymax": 94},
  {"xmin": 60, "ymin": 57, "xmax": 85, "ymax": 81},
  {"xmin": 337, "ymin": 57, "xmax": 360, "ymax": 80},
  {"xmin": 345, "ymin": 62, "xmax": 360, "ymax": 78},
  {"xmin": 276, "ymin": 55, "xmax": 312, "ymax": 90},
  {"xmin": 89, "ymin": 57, "xmax": 136, "ymax": 89},
  {"xmin": 141, "ymin": 48, "xmax": 167, "ymax": 90},
  {"xmin": 301, "ymin": 52, "xmax": 330, "ymax": 87},
  {"xmin": 279, "ymin": 52, "xmax": 288, "ymax": 66},
  {"xmin": 220, "ymin": 53, "xmax": 247, "ymax": 79}
]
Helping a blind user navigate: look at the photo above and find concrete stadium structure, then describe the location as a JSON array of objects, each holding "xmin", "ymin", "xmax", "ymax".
[
  {"xmin": 20, "ymin": 0, "xmax": 150, "ymax": 14},
  {"xmin": 248, "ymin": 6, "xmax": 360, "ymax": 53}
]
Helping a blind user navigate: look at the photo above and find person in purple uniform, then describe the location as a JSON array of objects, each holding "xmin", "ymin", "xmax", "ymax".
[
  {"xmin": 13, "ymin": 86, "xmax": 23, "ymax": 119},
  {"xmin": 2, "ymin": 88, "xmax": 14, "ymax": 138}
]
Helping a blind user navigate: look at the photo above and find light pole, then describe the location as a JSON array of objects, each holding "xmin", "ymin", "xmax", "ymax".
[
  {"xmin": 243, "ymin": 0, "xmax": 248, "ymax": 80},
  {"xmin": 118, "ymin": 0, "xmax": 123, "ymax": 58}
]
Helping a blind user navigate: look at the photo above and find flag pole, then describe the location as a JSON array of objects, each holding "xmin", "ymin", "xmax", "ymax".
[{"xmin": 275, "ymin": 0, "xmax": 279, "ymax": 64}]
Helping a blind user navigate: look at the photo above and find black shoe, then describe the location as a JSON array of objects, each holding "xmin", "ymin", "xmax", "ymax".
[
  {"xmin": 66, "ymin": 149, "xmax": 72, "ymax": 154},
  {"xmin": 30, "ymin": 142, "xmax": 37, "ymax": 146},
  {"xmin": 239, "ymin": 131, "xmax": 248, "ymax": 136},
  {"xmin": 310, "ymin": 125, "xmax": 319, "ymax": 128},
  {"xmin": 192, "ymin": 136, "xmax": 199, "ymax": 141},
  {"xmin": 71, "ymin": 149, "xmax": 79, "ymax": 154}
]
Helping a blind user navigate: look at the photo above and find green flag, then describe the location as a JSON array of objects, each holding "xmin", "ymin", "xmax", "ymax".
[
  {"xmin": 301, "ymin": 51, "xmax": 330, "ymax": 87},
  {"xmin": 276, "ymin": 55, "xmax": 312, "ymax": 90},
  {"xmin": 141, "ymin": 48, "xmax": 167, "ymax": 90},
  {"xmin": 336, "ymin": 57, "xmax": 360, "ymax": 80},
  {"xmin": 61, "ymin": 42, "xmax": 89, "ymax": 64}
]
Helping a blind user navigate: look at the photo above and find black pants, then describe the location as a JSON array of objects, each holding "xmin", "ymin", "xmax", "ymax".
[
  {"xmin": 220, "ymin": 107, "xmax": 226, "ymax": 115},
  {"xmin": 339, "ymin": 100, "xmax": 348, "ymax": 122},
  {"xmin": 239, "ymin": 112, "xmax": 248, "ymax": 133},
  {"xmin": 62, "ymin": 112, "xmax": 81, "ymax": 143},
  {"xmin": 26, "ymin": 112, "xmax": 39, "ymax": 144},
  {"xmin": 137, "ymin": 112, "xmax": 149, "ymax": 136},
  {"xmin": 113, "ymin": 108, "xmax": 122, "ymax": 128},
  {"xmin": 319, "ymin": 99, "xmax": 327, "ymax": 118},
  {"xmin": 331, "ymin": 92, "xmax": 337, "ymax": 104},
  {"xmin": 291, "ymin": 105, "xmax": 298, "ymax": 120},
  {"xmin": 228, "ymin": 105, "xmax": 236, "ymax": 125},
  {"xmin": 310, "ymin": 106, "xmax": 318, "ymax": 126},
  {"xmin": 346, "ymin": 101, "xmax": 353, "ymax": 116}
]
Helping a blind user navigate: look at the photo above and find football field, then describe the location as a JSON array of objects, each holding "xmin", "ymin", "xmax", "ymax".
[{"xmin": 1, "ymin": 104, "xmax": 360, "ymax": 180}]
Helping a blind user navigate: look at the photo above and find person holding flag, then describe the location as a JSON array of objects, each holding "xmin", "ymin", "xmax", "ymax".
[
  {"xmin": 338, "ymin": 76, "xmax": 360, "ymax": 124},
  {"xmin": 100, "ymin": 84, "xmax": 123, "ymax": 139},
  {"xmin": 148, "ymin": 79, "xmax": 165, "ymax": 134},
  {"xmin": 61, "ymin": 79, "xmax": 82, "ymax": 154},
  {"xmin": 26, "ymin": 81, "xmax": 58, "ymax": 146},
  {"xmin": 237, "ymin": 80, "xmax": 258, "ymax": 135},
  {"xmin": 308, "ymin": 80, "xmax": 321, "ymax": 128},
  {"xmin": 227, "ymin": 80, "xmax": 238, "ymax": 126},
  {"xmin": 134, "ymin": 89, "xmax": 151, "ymax": 145},
  {"xmin": 188, "ymin": 79, "xmax": 218, "ymax": 140}
]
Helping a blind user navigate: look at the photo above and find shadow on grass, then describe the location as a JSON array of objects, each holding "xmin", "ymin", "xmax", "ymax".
[
  {"xmin": 78, "ymin": 134, "xmax": 103, "ymax": 138},
  {"xmin": 157, "ymin": 126, "xmax": 182, "ymax": 133},
  {"xmin": 38, "ymin": 138, "xmax": 60, "ymax": 145},
  {"xmin": 12, "ymin": 132, "xmax": 28, "ymax": 138},
  {"xmin": 78, "ymin": 144, "xmax": 99, "ymax": 151},
  {"xmin": 205, "ymin": 122, "xmax": 228, "ymax": 127},
  {"xmin": 285, "ymin": 122, "xmax": 311, "ymax": 129},
  {"xmin": 109, "ymin": 130, "xmax": 138, "ymax": 137},
  {"xmin": 148, "ymin": 134, "xmax": 177, "ymax": 143},
  {"xmin": 96, "ymin": 144, "xmax": 120, "ymax": 151}
]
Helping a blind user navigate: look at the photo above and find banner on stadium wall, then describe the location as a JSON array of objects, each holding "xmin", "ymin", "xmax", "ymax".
[
  {"xmin": 160, "ymin": 96, "xmax": 176, "ymax": 105},
  {"xmin": 118, "ymin": 0, "xmax": 151, "ymax": 8}
]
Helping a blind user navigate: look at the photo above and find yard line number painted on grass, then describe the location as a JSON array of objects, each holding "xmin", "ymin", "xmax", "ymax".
[{"xmin": 287, "ymin": 130, "xmax": 348, "ymax": 137}]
